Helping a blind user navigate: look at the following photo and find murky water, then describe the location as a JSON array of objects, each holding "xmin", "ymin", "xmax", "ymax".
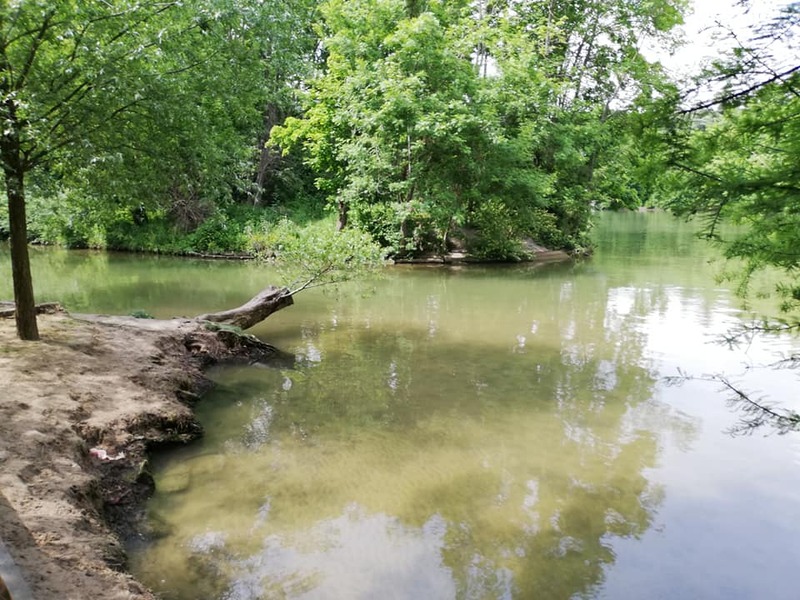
[{"xmin": 3, "ymin": 213, "xmax": 799, "ymax": 599}]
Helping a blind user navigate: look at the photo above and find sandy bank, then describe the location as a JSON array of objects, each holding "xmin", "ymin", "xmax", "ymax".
[{"xmin": 0, "ymin": 311, "xmax": 212, "ymax": 599}]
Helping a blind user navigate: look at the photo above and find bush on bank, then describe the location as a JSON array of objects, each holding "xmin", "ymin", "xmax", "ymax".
[{"xmin": 0, "ymin": 191, "xmax": 587, "ymax": 260}]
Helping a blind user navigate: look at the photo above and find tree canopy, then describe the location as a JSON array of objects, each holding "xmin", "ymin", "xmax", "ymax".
[
  {"xmin": 273, "ymin": 0, "xmax": 686, "ymax": 257},
  {"xmin": 660, "ymin": 2, "xmax": 800, "ymax": 313},
  {"xmin": 1, "ymin": 0, "xmax": 314, "ymax": 338},
  {"xmin": 5, "ymin": 0, "xmax": 799, "ymax": 345}
]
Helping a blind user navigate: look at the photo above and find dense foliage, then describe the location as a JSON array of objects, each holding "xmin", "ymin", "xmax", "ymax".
[
  {"xmin": 1, "ymin": 0, "xmax": 316, "ymax": 337},
  {"xmin": 0, "ymin": 0, "xmax": 317, "ymax": 242},
  {"xmin": 658, "ymin": 2, "xmax": 800, "ymax": 314},
  {"xmin": 2, "ymin": 0, "xmax": 686, "ymax": 258},
  {"xmin": 6, "ymin": 0, "xmax": 799, "ymax": 343},
  {"xmin": 649, "ymin": 2, "xmax": 800, "ymax": 432},
  {"xmin": 273, "ymin": 0, "xmax": 684, "ymax": 257}
]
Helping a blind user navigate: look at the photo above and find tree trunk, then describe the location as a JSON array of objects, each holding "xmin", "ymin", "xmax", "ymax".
[
  {"xmin": 4, "ymin": 167, "xmax": 39, "ymax": 340},
  {"xmin": 250, "ymin": 103, "xmax": 284, "ymax": 206},
  {"xmin": 70, "ymin": 286, "xmax": 297, "ymax": 364},
  {"xmin": 336, "ymin": 200, "xmax": 348, "ymax": 231},
  {"xmin": 195, "ymin": 285, "xmax": 294, "ymax": 330}
]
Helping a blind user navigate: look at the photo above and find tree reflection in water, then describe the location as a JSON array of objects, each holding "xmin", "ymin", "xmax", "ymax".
[{"xmin": 132, "ymin": 255, "xmax": 699, "ymax": 600}]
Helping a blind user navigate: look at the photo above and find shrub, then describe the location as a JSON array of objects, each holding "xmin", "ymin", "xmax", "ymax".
[
  {"xmin": 469, "ymin": 199, "xmax": 525, "ymax": 260},
  {"xmin": 187, "ymin": 212, "xmax": 247, "ymax": 253},
  {"xmin": 246, "ymin": 217, "xmax": 388, "ymax": 291}
]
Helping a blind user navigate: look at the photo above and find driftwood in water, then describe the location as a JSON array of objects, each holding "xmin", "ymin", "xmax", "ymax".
[{"xmin": 195, "ymin": 285, "xmax": 294, "ymax": 330}]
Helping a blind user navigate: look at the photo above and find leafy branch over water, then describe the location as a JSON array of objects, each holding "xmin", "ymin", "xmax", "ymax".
[
  {"xmin": 666, "ymin": 314, "xmax": 800, "ymax": 435},
  {"xmin": 720, "ymin": 318, "xmax": 800, "ymax": 351},
  {"xmin": 246, "ymin": 218, "xmax": 389, "ymax": 295}
]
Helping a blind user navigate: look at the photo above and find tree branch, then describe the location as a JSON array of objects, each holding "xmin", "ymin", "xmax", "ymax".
[
  {"xmin": 28, "ymin": 97, "xmax": 146, "ymax": 167},
  {"xmin": 15, "ymin": 8, "xmax": 55, "ymax": 90},
  {"xmin": 680, "ymin": 64, "xmax": 800, "ymax": 114}
]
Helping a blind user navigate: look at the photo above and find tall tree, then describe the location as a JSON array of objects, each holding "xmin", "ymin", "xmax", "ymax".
[
  {"xmin": 1, "ymin": 1, "xmax": 188, "ymax": 339},
  {"xmin": 274, "ymin": 0, "xmax": 685, "ymax": 257},
  {"xmin": 274, "ymin": 0, "xmax": 489, "ymax": 252},
  {"xmin": 1, "ymin": 0, "xmax": 310, "ymax": 339}
]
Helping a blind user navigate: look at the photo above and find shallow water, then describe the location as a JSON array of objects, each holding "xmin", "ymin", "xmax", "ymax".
[{"xmin": 3, "ymin": 213, "xmax": 799, "ymax": 599}]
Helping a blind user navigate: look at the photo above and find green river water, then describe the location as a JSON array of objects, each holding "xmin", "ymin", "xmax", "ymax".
[{"xmin": 2, "ymin": 212, "xmax": 800, "ymax": 599}]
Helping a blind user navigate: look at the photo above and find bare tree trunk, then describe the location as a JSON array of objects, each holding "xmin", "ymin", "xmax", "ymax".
[
  {"xmin": 195, "ymin": 286, "xmax": 294, "ymax": 330},
  {"xmin": 252, "ymin": 144, "xmax": 275, "ymax": 206},
  {"xmin": 3, "ymin": 165, "xmax": 39, "ymax": 341}
]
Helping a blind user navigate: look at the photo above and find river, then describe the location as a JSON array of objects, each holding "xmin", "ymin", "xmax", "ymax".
[{"xmin": 2, "ymin": 212, "xmax": 799, "ymax": 599}]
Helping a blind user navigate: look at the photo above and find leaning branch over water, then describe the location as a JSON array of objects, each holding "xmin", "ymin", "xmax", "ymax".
[{"xmin": 3, "ymin": 284, "xmax": 297, "ymax": 334}]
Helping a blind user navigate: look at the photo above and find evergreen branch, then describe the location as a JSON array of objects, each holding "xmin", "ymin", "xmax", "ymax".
[
  {"xmin": 670, "ymin": 161, "xmax": 724, "ymax": 182},
  {"xmin": 720, "ymin": 319, "xmax": 800, "ymax": 346},
  {"xmin": 680, "ymin": 64, "xmax": 800, "ymax": 114},
  {"xmin": 720, "ymin": 21, "xmax": 800, "ymax": 99}
]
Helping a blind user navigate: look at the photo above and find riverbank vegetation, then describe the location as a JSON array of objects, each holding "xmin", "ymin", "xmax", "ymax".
[
  {"xmin": 0, "ymin": 0, "xmax": 687, "ymax": 259},
  {"xmin": 1, "ymin": 3, "xmax": 799, "ymax": 594},
  {"xmin": 2, "ymin": 0, "xmax": 799, "ymax": 340}
]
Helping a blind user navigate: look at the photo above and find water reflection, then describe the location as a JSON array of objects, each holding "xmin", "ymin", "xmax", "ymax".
[
  {"xmin": 215, "ymin": 507, "xmax": 457, "ymax": 600},
  {"xmin": 6, "ymin": 214, "xmax": 796, "ymax": 599},
  {"xmin": 141, "ymin": 400, "xmax": 665, "ymax": 599},
  {"xmin": 0, "ymin": 245, "xmax": 277, "ymax": 318},
  {"xmin": 129, "ymin": 220, "xmax": 707, "ymax": 599}
]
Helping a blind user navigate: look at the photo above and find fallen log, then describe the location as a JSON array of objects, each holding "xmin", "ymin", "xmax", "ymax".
[
  {"xmin": 194, "ymin": 285, "xmax": 294, "ymax": 330},
  {"xmin": 6, "ymin": 286, "xmax": 297, "ymax": 367},
  {"xmin": 68, "ymin": 285, "xmax": 298, "ymax": 367},
  {"xmin": 0, "ymin": 301, "xmax": 63, "ymax": 319}
]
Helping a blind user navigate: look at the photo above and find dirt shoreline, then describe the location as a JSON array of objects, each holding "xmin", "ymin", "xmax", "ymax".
[{"xmin": 0, "ymin": 311, "xmax": 219, "ymax": 600}]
